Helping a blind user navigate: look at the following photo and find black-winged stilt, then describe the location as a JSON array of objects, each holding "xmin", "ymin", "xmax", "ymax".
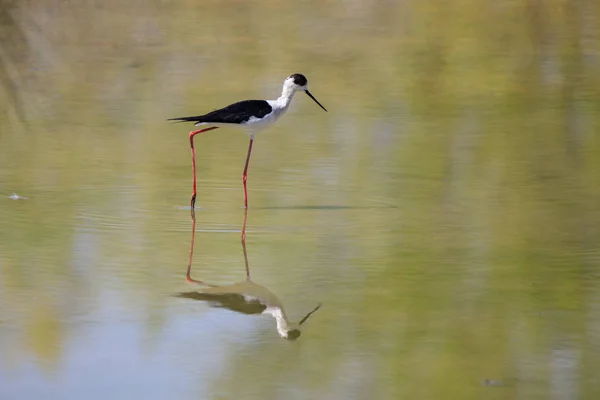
[{"xmin": 168, "ymin": 73, "xmax": 327, "ymax": 209}]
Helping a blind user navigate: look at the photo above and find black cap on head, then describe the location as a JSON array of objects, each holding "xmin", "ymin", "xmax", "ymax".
[{"xmin": 289, "ymin": 73, "xmax": 307, "ymax": 87}]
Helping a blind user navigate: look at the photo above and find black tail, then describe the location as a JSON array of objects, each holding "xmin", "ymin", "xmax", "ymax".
[{"xmin": 167, "ymin": 116, "xmax": 203, "ymax": 123}]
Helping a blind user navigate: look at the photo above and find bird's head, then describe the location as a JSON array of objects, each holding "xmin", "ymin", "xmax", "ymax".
[{"xmin": 284, "ymin": 73, "xmax": 327, "ymax": 112}]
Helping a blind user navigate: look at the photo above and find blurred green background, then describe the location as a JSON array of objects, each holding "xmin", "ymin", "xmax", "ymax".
[{"xmin": 1, "ymin": 0, "xmax": 599, "ymax": 399}]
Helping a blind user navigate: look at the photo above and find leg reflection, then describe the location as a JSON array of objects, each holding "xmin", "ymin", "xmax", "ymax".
[
  {"xmin": 185, "ymin": 208, "xmax": 216, "ymax": 286},
  {"xmin": 241, "ymin": 209, "xmax": 250, "ymax": 279}
]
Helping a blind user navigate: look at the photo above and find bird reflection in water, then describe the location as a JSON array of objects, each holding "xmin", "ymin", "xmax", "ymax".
[{"xmin": 176, "ymin": 209, "xmax": 321, "ymax": 340}]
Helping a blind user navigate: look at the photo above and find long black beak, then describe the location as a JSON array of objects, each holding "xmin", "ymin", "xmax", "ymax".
[
  {"xmin": 299, "ymin": 303, "xmax": 322, "ymax": 325},
  {"xmin": 305, "ymin": 90, "xmax": 327, "ymax": 112}
]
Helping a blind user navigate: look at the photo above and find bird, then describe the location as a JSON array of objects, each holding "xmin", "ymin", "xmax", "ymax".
[
  {"xmin": 168, "ymin": 73, "xmax": 327, "ymax": 209},
  {"xmin": 176, "ymin": 209, "xmax": 322, "ymax": 340}
]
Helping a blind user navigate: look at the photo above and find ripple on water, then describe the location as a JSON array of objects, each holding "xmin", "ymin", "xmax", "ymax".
[{"xmin": 74, "ymin": 209, "xmax": 250, "ymax": 234}]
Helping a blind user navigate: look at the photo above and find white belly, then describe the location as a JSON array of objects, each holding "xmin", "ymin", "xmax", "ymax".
[{"xmin": 243, "ymin": 106, "xmax": 287, "ymax": 133}]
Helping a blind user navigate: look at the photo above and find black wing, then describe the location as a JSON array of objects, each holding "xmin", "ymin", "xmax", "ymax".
[{"xmin": 168, "ymin": 100, "xmax": 272, "ymax": 125}]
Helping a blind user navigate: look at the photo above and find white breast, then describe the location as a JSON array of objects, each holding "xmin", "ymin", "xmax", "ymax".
[{"xmin": 242, "ymin": 100, "xmax": 289, "ymax": 134}]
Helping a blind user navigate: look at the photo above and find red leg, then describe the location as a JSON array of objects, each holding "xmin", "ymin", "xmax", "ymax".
[
  {"xmin": 189, "ymin": 127, "xmax": 219, "ymax": 209},
  {"xmin": 242, "ymin": 138, "xmax": 254, "ymax": 209}
]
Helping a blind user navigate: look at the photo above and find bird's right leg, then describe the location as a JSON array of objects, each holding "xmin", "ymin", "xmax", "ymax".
[
  {"xmin": 241, "ymin": 137, "xmax": 254, "ymax": 209},
  {"xmin": 189, "ymin": 127, "xmax": 219, "ymax": 209}
]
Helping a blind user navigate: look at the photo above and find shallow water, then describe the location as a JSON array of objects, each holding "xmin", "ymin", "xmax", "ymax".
[{"xmin": 1, "ymin": 1, "xmax": 600, "ymax": 399}]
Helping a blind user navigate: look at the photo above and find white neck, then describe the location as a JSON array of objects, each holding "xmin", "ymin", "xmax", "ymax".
[{"xmin": 274, "ymin": 84, "xmax": 297, "ymax": 108}]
